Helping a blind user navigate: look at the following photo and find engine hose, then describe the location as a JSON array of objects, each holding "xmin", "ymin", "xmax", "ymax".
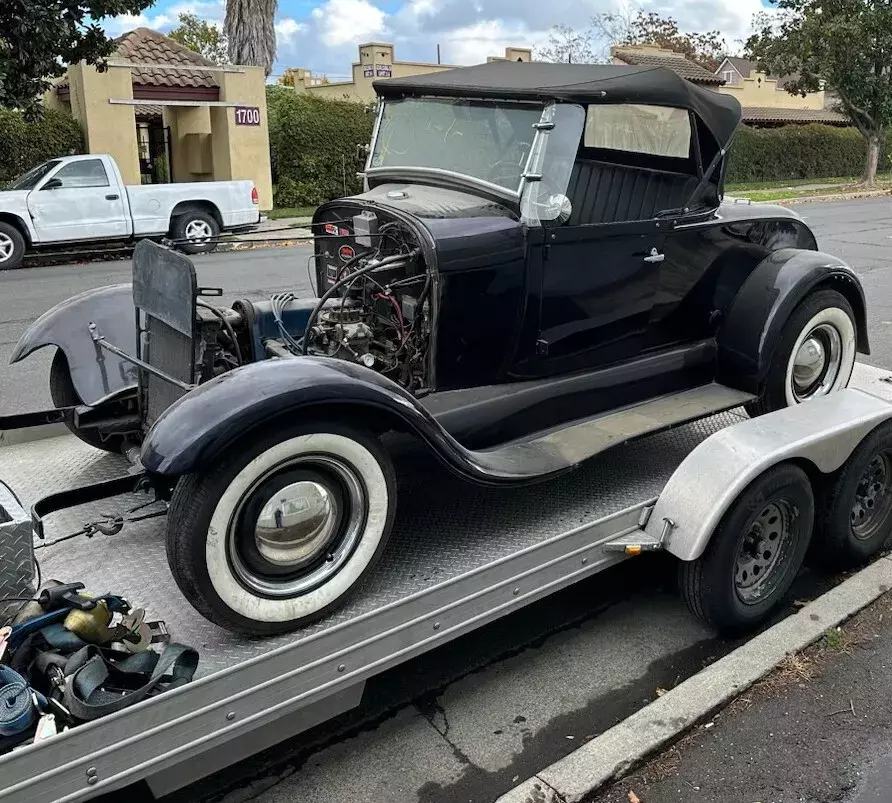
[
  {"xmin": 196, "ymin": 300, "xmax": 242, "ymax": 365},
  {"xmin": 301, "ymin": 251, "xmax": 418, "ymax": 355}
]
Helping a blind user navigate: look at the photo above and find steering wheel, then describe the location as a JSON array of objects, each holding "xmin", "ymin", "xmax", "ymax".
[{"xmin": 487, "ymin": 141, "xmax": 532, "ymax": 185}]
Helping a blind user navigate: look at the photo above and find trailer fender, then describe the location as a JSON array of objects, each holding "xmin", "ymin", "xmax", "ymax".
[
  {"xmin": 648, "ymin": 389, "xmax": 892, "ymax": 561},
  {"xmin": 140, "ymin": 357, "xmax": 565, "ymax": 486},
  {"xmin": 716, "ymin": 248, "xmax": 869, "ymax": 394},
  {"xmin": 9, "ymin": 284, "xmax": 137, "ymax": 405}
]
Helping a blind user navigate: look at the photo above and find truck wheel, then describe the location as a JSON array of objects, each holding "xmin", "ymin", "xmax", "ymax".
[
  {"xmin": 811, "ymin": 420, "xmax": 892, "ymax": 569},
  {"xmin": 50, "ymin": 350, "xmax": 126, "ymax": 454},
  {"xmin": 172, "ymin": 211, "xmax": 219, "ymax": 255},
  {"xmin": 0, "ymin": 222, "xmax": 25, "ymax": 270},
  {"xmin": 679, "ymin": 463, "xmax": 814, "ymax": 634},
  {"xmin": 746, "ymin": 289, "xmax": 857, "ymax": 417},
  {"xmin": 166, "ymin": 421, "xmax": 397, "ymax": 634}
]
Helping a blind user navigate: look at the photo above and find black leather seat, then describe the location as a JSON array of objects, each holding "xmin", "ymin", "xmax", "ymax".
[{"xmin": 566, "ymin": 160, "xmax": 697, "ymax": 225}]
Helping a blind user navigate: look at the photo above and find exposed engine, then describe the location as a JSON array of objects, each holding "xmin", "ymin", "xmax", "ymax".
[{"xmin": 196, "ymin": 211, "xmax": 432, "ymax": 397}]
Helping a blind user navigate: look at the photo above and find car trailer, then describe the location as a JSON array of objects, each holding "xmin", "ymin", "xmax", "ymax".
[{"xmin": 3, "ymin": 365, "xmax": 892, "ymax": 803}]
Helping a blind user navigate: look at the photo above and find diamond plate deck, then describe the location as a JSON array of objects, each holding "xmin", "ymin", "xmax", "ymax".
[{"xmin": 0, "ymin": 413, "xmax": 740, "ymax": 679}]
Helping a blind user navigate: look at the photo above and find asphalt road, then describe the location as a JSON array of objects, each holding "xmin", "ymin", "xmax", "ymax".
[{"xmin": 4, "ymin": 196, "xmax": 892, "ymax": 803}]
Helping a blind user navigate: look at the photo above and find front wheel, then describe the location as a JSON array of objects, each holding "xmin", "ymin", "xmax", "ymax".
[
  {"xmin": 745, "ymin": 289, "xmax": 857, "ymax": 418},
  {"xmin": 0, "ymin": 222, "xmax": 25, "ymax": 270},
  {"xmin": 679, "ymin": 463, "xmax": 814, "ymax": 634},
  {"xmin": 166, "ymin": 421, "xmax": 397, "ymax": 634}
]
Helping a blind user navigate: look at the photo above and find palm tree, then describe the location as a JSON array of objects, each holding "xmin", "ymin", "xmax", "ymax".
[{"xmin": 225, "ymin": 0, "xmax": 278, "ymax": 74}]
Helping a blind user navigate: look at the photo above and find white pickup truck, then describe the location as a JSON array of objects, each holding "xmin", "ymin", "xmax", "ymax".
[{"xmin": 0, "ymin": 153, "xmax": 261, "ymax": 269}]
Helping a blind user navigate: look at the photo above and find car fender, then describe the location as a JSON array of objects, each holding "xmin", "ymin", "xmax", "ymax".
[
  {"xmin": 716, "ymin": 248, "xmax": 869, "ymax": 394},
  {"xmin": 140, "ymin": 357, "xmax": 565, "ymax": 486},
  {"xmin": 10, "ymin": 284, "xmax": 137, "ymax": 405}
]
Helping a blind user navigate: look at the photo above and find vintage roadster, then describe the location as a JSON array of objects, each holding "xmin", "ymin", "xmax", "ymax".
[{"xmin": 6, "ymin": 62, "xmax": 868, "ymax": 634}]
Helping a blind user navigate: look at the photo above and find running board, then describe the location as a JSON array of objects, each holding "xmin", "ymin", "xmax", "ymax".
[{"xmin": 465, "ymin": 383, "xmax": 756, "ymax": 480}]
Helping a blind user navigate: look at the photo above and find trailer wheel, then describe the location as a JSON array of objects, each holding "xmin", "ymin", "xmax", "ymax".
[
  {"xmin": 172, "ymin": 211, "xmax": 219, "ymax": 254},
  {"xmin": 679, "ymin": 463, "xmax": 814, "ymax": 634},
  {"xmin": 49, "ymin": 350, "xmax": 126, "ymax": 454},
  {"xmin": 811, "ymin": 420, "xmax": 892, "ymax": 569},
  {"xmin": 166, "ymin": 421, "xmax": 397, "ymax": 634},
  {"xmin": 745, "ymin": 289, "xmax": 856, "ymax": 418}
]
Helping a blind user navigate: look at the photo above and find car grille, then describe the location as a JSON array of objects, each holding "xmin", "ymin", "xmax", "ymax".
[{"xmin": 144, "ymin": 316, "xmax": 193, "ymax": 427}]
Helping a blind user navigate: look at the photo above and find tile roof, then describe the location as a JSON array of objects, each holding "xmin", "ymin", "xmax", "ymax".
[
  {"xmin": 612, "ymin": 50, "xmax": 724, "ymax": 85},
  {"xmin": 741, "ymin": 106, "xmax": 850, "ymax": 124},
  {"xmin": 718, "ymin": 57, "xmax": 799, "ymax": 90},
  {"xmin": 112, "ymin": 27, "xmax": 218, "ymax": 89}
]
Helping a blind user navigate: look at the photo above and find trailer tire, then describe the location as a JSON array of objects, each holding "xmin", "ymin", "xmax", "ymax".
[
  {"xmin": 172, "ymin": 211, "xmax": 219, "ymax": 255},
  {"xmin": 0, "ymin": 221, "xmax": 25, "ymax": 270},
  {"xmin": 166, "ymin": 421, "xmax": 397, "ymax": 635},
  {"xmin": 811, "ymin": 420, "xmax": 892, "ymax": 569},
  {"xmin": 679, "ymin": 463, "xmax": 814, "ymax": 634},
  {"xmin": 745, "ymin": 289, "xmax": 856, "ymax": 418},
  {"xmin": 49, "ymin": 350, "xmax": 127, "ymax": 454}
]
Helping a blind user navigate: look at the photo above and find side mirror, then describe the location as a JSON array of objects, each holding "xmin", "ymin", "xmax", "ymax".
[{"xmin": 41, "ymin": 178, "xmax": 63, "ymax": 191}]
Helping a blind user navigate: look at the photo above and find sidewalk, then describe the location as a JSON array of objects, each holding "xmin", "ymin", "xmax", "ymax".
[
  {"xmin": 590, "ymin": 590, "xmax": 892, "ymax": 803},
  {"xmin": 216, "ymin": 216, "xmax": 311, "ymax": 250}
]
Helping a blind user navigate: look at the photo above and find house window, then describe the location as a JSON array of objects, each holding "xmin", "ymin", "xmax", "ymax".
[
  {"xmin": 723, "ymin": 70, "xmax": 735, "ymax": 84},
  {"xmin": 584, "ymin": 104, "xmax": 691, "ymax": 159}
]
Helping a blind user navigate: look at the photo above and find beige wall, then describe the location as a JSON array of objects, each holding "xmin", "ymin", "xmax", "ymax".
[
  {"xmin": 717, "ymin": 71, "xmax": 825, "ymax": 110},
  {"xmin": 210, "ymin": 66, "xmax": 274, "ymax": 209},
  {"xmin": 164, "ymin": 105, "xmax": 213, "ymax": 181},
  {"xmin": 66, "ymin": 63, "xmax": 141, "ymax": 184}
]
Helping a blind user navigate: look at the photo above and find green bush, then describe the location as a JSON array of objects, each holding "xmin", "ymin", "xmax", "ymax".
[
  {"xmin": 726, "ymin": 124, "xmax": 866, "ymax": 184},
  {"xmin": 0, "ymin": 108, "xmax": 84, "ymax": 185},
  {"xmin": 267, "ymin": 86, "xmax": 375, "ymax": 207}
]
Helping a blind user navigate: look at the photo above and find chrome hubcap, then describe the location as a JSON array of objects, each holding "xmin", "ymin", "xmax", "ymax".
[
  {"xmin": 851, "ymin": 454, "xmax": 892, "ymax": 540},
  {"xmin": 0, "ymin": 233, "xmax": 14, "ymax": 262},
  {"xmin": 185, "ymin": 220, "xmax": 212, "ymax": 241},
  {"xmin": 255, "ymin": 481, "xmax": 338, "ymax": 566},
  {"xmin": 791, "ymin": 323, "xmax": 843, "ymax": 401},
  {"xmin": 735, "ymin": 500, "xmax": 795, "ymax": 604},
  {"xmin": 228, "ymin": 455, "xmax": 367, "ymax": 598}
]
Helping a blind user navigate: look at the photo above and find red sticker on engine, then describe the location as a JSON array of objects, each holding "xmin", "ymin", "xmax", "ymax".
[
  {"xmin": 339, "ymin": 227, "xmax": 350, "ymax": 236},
  {"xmin": 338, "ymin": 245, "xmax": 355, "ymax": 262},
  {"xmin": 324, "ymin": 223, "xmax": 338, "ymax": 235}
]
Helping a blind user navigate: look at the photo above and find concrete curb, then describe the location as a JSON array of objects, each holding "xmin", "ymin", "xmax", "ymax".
[
  {"xmin": 496, "ymin": 557, "xmax": 892, "ymax": 803},
  {"xmin": 0, "ymin": 423, "xmax": 67, "ymax": 449}
]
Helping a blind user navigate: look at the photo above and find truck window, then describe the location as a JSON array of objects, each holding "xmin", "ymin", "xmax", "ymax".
[
  {"xmin": 8, "ymin": 160, "xmax": 60, "ymax": 190},
  {"xmin": 52, "ymin": 159, "xmax": 111, "ymax": 189},
  {"xmin": 584, "ymin": 104, "xmax": 691, "ymax": 159}
]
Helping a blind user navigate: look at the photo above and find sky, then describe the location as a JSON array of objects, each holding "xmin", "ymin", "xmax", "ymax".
[{"xmin": 99, "ymin": 0, "xmax": 772, "ymax": 81}]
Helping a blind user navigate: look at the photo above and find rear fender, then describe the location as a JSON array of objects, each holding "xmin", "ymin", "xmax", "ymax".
[
  {"xmin": 10, "ymin": 284, "xmax": 137, "ymax": 405},
  {"xmin": 140, "ymin": 357, "xmax": 560, "ymax": 486},
  {"xmin": 716, "ymin": 248, "xmax": 868, "ymax": 394}
]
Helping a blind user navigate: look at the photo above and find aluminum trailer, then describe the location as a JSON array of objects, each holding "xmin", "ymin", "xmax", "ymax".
[{"xmin": 2, "ymin": 364, "xmax": 892, "ymax": 803}]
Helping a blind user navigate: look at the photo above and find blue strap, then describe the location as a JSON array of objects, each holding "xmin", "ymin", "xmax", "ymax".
[{"xmin": 0, "ymin": 665, "xmax": 46, "ymax": 736}]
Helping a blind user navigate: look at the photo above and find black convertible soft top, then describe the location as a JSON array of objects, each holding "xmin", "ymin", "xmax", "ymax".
[{"xmin": 375, "ymin": 61, "xmax": 742, "ymax": 150}]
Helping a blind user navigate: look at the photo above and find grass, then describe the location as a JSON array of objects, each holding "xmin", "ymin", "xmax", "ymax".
[
  {"xmin": 725, "ymin": 175, "xmax": 859, "ymax": 192},
  {"xmin": 267, "ymin": 206, "xmax": 317, "ymax": 220},
  {"xmin": 727, "ymin": 173, "xmax": 892, "ymax": 203}
]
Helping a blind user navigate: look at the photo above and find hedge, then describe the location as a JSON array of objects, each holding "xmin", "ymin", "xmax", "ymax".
[
  {"xmin": 0, "ymin": 108, "xmax": 84, "ymax": 185},
  {"xmin": 267, "ymin": 86, "xmax": 375, "ymax": 207},
  {"xmin": 726, "ymin": 124, "xmax": 867, "ymax": 184}
]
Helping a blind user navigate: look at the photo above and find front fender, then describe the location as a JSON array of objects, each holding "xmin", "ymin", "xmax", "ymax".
[
  {"xmin": 11, "ymin": 284, "xmax": 137, "ymax": 405},
  {"xmin": 140, "ymin": 357, "xmax": 563, "ymax": 486},
  {"xmin": 716, "ymin": 248, "xmax": 868, "ymax": 393}
]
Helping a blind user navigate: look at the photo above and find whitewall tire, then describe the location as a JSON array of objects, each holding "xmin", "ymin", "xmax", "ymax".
[{"xmin": 166, "ymin": 422, "xmax": 397, "ymax": 634}]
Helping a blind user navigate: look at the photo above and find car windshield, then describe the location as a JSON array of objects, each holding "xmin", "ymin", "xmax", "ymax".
[
  {"xmin": 8, "ymin": 160, "xmax": 60, "ymax": 191},
  {"xmin": 370, "ymin": 98, "xmax": 544, "ymax": 192}
]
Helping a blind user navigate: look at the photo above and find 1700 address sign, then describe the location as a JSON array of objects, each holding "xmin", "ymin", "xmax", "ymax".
[{"xmin": 234, "ymin": 106, "xmax": 261, "ymax": 126}]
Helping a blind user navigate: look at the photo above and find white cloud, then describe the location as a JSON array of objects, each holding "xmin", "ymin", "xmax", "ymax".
[
  {"xmin": 310, "ymin": 0, "xmax": 389, "ymax": 46},
  {"xmin": 101, "ymin": 12, "xmax": 172, "ymax": 36},
  {"xmin": 276, "ymin": 17, "xmax": 309, "ymax": 45},
  {"xmin": 438, "ymin": 19, "xmax": 543, "ymax": 64}
]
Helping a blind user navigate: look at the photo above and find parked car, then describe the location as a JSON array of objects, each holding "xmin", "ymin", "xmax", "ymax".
[
  {"xmin": 0, "ymin": 153, "xmax": 260, "ymax": 269},
  {"xmin": 7, "ymin": 62, "xmax": 868, "ymax": 635}
]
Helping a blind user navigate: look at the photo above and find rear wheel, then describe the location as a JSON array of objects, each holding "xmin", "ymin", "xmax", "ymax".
[
  {"xmin": 166, "ymin": 421, "xmax": 397, "ymax": 634},
  {"xmin": 172, "ymin": 211, "xmax": 219, "ymax": 255},
  {"xmin": 50, "ymin": 350, "xmax": 126, "ymax": 454},
  {"xmin": 679, "ymin": 463, "xmax": 814, "ymax": 634},
  {"xmin": 745, "ymin": 289, "xmax": 857, "ymax": 418},
  {"xmin": 0, "ymin": 222, "xmax": 25, "ymax": 270}
]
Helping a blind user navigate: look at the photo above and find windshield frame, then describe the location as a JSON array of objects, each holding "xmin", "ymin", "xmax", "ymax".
[
  {"xmin": 364, "ymin": 96, "xmax": 546, "ymax": 202},
  {"xmin": 8, "ymin": 160, "xmax": 61, "ymax": 191}
]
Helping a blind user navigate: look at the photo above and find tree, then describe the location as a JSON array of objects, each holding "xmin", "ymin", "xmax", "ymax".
[
  {"xmin": 225, "ymin": 0, "xmax": 278, "ymax": 74},
  {"xmin": 535, "ymin": 24, "xmax": 596, "ymax": 64},
  {"xmin": 747, "ymin": 1, "xmax": 892, "ymax": 185},
  {"xmin": 593, "ymin": 8, "xmax": 726, "ymax": 70},
  {"xmin": 168, "ymin": 13, "xmax": 228, "ymax": 65},
  {"xmin": 0, "ymin": 0, "xmax": 154, "ymax": 116}
]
